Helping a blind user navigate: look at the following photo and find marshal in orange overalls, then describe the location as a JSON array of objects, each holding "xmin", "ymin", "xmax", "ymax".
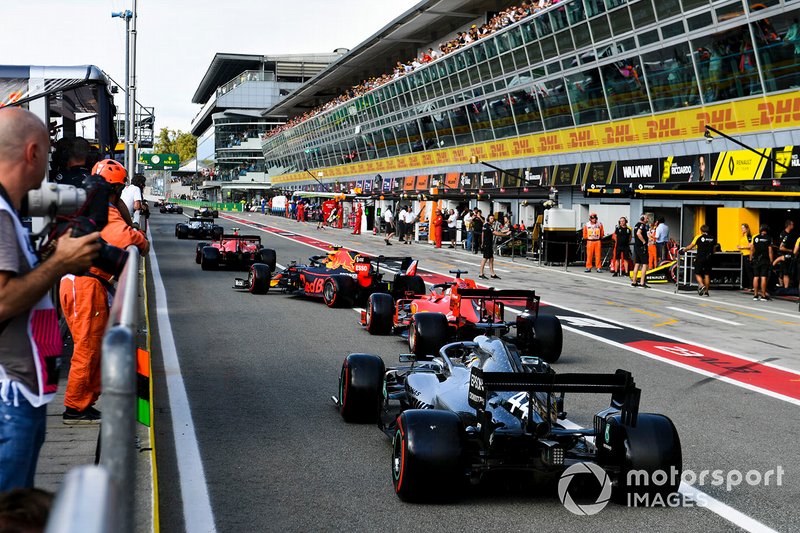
[{"xmin": 583, "ymin": 218, "xmax": 604, "ymax": 270}]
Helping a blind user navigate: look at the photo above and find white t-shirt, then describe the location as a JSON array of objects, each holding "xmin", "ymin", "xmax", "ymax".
[
  {"xmin": 447, "ymin": 212, "xmax": 457, "ymax": 229},
  {"xmin": 120, "ymin": 185, "xmax": 143, "ymax": 225},
  {"xmin": 403, "ymin": 209, "xmax": 415, "ymax": 224},
  {"xmin": 384, "ymin": 209, "xmax": 394, "ymax": 223}
]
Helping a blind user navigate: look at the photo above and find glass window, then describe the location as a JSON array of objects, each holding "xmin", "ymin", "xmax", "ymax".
[
  {"xmin": 638, "ymin": 29, "xmax": 660, "ymax": 46},
  {"xmin": 655, "ymin": 0, "xmax": 681, "ymax": 20},
  {"xmin": 448, "ymin": 105, "xmax": 475, "ymax": 145},
  {"xmin": 484, "ymin": 39, "xmax": 499, "ymax": 58},
  {"xmin": 590, "ymin": 15, "xmax": 612, "ymax": 42},
  {"xmin": 536, "ymin": 13, "xmax": 553, "ymax": 37},
  {"xmin": 507, "ymin": 26, "xmax": 524, "ymax": 48},
  {"xmin": 601, "ymin": 55, "xmax": 651, "ymax": 118},
  {"xmin": 688, "ymin": 12, "xmax": 713, "ymax": 31},
  {"xmin": 754, "ymin": 8, "xmax": 800, "ymax": 93},
  {"xmin": 556, "ymin": 30, "xmax": 576, "ymax": 55},
  {"xmin": 568, "ymin": 1, "xmax": 586, "ymax": 24},
  {"xmin": 747, "ymin": 0, "xmax": 778, "ymax": 10},
  {"xmin": 641, "ymin": 42, "xmax": 699, "ymax": 111},
  {"xmin": 692, "ymin": 24, "xmax": 763, "ymax": 103},
  {"xmin": 522, "ymin": 19, "xmax": 537, "ymax": 43},
  {"xmin": 585, "ymin": 0, "xmax": 606, "ymax": 18},
  {"xmin": 463, "ymin": 48, "xmax": 477, "ymax": 67},
  {"xmin": 662, "ymin": 21, "xmax": 685, "ymax": 39},
  {"xmin": 509, "ymin": 83, "xmax": 544, "ymax": 134},
  {"xmin": 630, "ymin": 0, "xmax": 657, "ymax": 27},
  {"xmin": 573, "ymin": 22, "xmax": 592, "ymax": 49},
  {"xmin": 610, "ymin": 9, "xmax": 633, "ymax": 36},
  {"xmin": 716, "ymin": 2, "xmax": 745, "ymax": 23},
  {"xmin": 500, "ymin": 52, "xmax": 516, "ymax": 74},
  {"xmin": 469, "ymin": 100, "xmax": 495, "ymax": 142},
  {"xmin": 477, "ymin": 61, "xmax": 493, "ymax": 82},
  {"xmin": 497, "ymin": 32, "xmax": 511, "ymax": 54},
  {"xmin": 474, "ymin": 42, "xmax": 488, "ymax": 62},
  {"xmin": 550, "ymin": 5, "xmax": 570, "ymax": 32},
  {"xmin": 513, "ymin": 47, "xmax": 529, "ymax": 70},
  {"xmin": 566, "ymin": 67, "xmax": 609, "ymax": 124},
  {"xmin": 537, "ymin": 77, "xmax": 575, "ymax": 130},
  {"xmin": 681, "ymin": 0, "xmax": 708, "ymax": 10},
  {"xmin": 491, "ymin": 94, "xmax": 520, "ymax": 140},
  {"xmin": 541, "ymin": 36, "xmax": 558, "ymax": 58},
  {"xmin": 433, "ymin": 111, "xmax": 455, "ymax": 147},
  {"xmin": 527, "ymin": 42, "xmax": 543, "ymax": 64},
  {"xmin": 547, "ymin": 61, "xmax": 562, "ymax": 75}
]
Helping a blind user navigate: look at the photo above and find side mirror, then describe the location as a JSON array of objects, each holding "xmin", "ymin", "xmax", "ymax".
[{"xmin": 399, "ymin": 353, "xmax": 417, "ymax": 363}]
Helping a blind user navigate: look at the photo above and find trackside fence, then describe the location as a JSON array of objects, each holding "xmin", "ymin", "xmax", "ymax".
[{"xmin": 46, "ymin": 246, "xmax": 141, "ymax": 533}]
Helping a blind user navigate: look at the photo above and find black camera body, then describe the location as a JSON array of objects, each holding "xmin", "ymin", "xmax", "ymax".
[{"xmin": 37, "ymin": 175, "xmax": 128, "ymax": 277}]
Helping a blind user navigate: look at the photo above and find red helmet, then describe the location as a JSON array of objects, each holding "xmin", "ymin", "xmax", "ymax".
[{"xmin": 92, "ymin": 159, "xmax": 127, "ymax": 185}]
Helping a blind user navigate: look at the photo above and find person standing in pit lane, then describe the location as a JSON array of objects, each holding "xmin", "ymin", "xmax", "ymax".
[
  {"xmin": 433, "ymin": 208, "xmax": 444, "ymax": 248},
  {"xmin": 612, "ymin": 217, "xmax": 632, "ymax": 278},
  {"xmin": 737, "ymin": 223, "xmax": 753, "ymax": 292},
  {"xmin": 471, "ymin": 209, "xmax": 484, "ymax": 254},
  {"xmin": 582, "ymin": 213, "xmax": 604, "ymax": 273},
  {"xmin": 750, "ymin": 224, "xmax": 774, "ymax": 301},
  {"xmin": 778, "ymin": 219, "xmax": 796, "ymax": 289},
  {"xmin": 681, "ymin": 224, "xmax": 716, "ymax": 296},
  {"xmin": 631, "ymin": 214, "xmax": 651, "ymax": 288}
]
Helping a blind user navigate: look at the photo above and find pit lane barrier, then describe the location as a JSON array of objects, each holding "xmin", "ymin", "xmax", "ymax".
[{"xmin": 46, "ymin": 246, "xmax": 141, "ymax": 533}]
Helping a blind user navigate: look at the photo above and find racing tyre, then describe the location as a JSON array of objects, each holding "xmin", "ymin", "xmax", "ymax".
[
  {"xmin": 606, "ymin": 413, "xmax": 682, "ymax": 504},
  {"xmin": 392, "ymin": 409, "xmax": 465, "ymax": 502},
  {"xmin": 200, "ymin": 247, "xmax": 220, "ymax": 271},
  {"xmin": 408, "ymin": 312, "xmax": 449, "ymax": 359},
  {"xmin": 212, "ymin": 210, "xmax": 219, "ymax": 218},
  {"xmin": 533, "ymin": 315, "xmax": 563, "ymax": 363},
  {"xmin": 249, "ymin": 263, "xmax": 271, "ymax": 295},
  {"xmin": 338, "ymin": 353, "xmax": 384, "ymax": 423},
  {"xmin": 258, "ymin": 248, "xmax": 277, "ymax": 271},
  {"xmin": 176, "ymin": 225, "xmax": 189, "ymax": 239},
  {"xmin": 212, "ymin": 226, "xmax": 224, "ymax": 239},
  {"xmin": 365, "ymin": 293, "xmax": 394, "ymax": 335},
  {"xmin": 177, "ymin": 207, "xmax": 183, "ymax": 214},
  {"xmin": 322, "ymin": 275, "xmax": 356, "ymax": 308},
  {"xmin": 195, "ymin": 242, "xmax": 209, "ymax": 264}
]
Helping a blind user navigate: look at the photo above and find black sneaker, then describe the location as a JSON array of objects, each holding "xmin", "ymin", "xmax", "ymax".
[
  {"xmin": 63, "ymin": 407, "xmax": 101, "ymax": 425},
  {"xmin": 491, "ymin": 274, "xmax": 501, "ymax": 279},
  {"xmin": 641, "ymin": 284, "xmax": 651, "ymax": 289},
  {"xmin": 479, "ymin": 274, "xmax": 488, "ymax": 279},
  {"xmin": 697, "ymin": 285, "xmax": 705, "ymax": 296},
  {"xmin": 631, "ymin": 282, "xmax": 640, "ymax": 287}
]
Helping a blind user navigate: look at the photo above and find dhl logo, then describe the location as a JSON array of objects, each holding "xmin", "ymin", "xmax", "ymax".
[
  {"xmin": 511, "ymin": 139, "xmax": 531, "ymax": 155},
  {"xmin": 756, "ymin": 97, "xmax": 800, "ymax": 126},
  {"xmin": 539, "ymin": 135, "xmax": 562, "ymax": 152},
  {"xmin": 604, "ymin": 124, "xmax": 636, "ymax": 145},
  {"xmin": 646, "ymin": 117, "xmax": 682, "ymax": 139},
  {"xmin": 490, "ymin": 143, "xmax": 509, "ymax": 157},
  {"xmin": 568, "ymin": 130, "xmax": 596, "ymax": 148},
  {"xmin": 696, "ymin": 109, "xmax": 738, "ymax": 131}
]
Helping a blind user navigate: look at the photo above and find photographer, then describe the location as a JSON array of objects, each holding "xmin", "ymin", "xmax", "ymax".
[
  {"xmin": 0, "ymin": 108, "xmax": 101, "ymax": 491},
  {"xmin": 60, "ymin": 159, "xmax": 149, "ymax": 425}
]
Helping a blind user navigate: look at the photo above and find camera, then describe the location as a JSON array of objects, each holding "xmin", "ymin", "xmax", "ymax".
[{"xmin": 24, "ymin": 176, "xmax": 128, "ymax": 277}]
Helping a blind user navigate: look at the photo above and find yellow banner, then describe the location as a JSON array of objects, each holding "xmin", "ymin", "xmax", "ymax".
[
  {"xmin": 270, "ymin": 92, "xmax": 800, "ymax": 184},
  {"xmin": 711, "ymin": 149, "xmax": 771, "ymax": 181}
]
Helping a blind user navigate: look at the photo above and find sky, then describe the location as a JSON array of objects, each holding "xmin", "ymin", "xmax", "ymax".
[{"xmin": 2, "ymin": 0, "xmax": 421, "ymax": 133}]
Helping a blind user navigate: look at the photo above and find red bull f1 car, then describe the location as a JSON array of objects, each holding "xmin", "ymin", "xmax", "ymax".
[
  {"xmin": 233, "ymin": 247, "xmax": 426, "ymax": 308},
  {"xmin": 333, "ymin": 336, "xmax": 681, "ymax": 503},
  {"xmin": 195, "ymin": 229, "xmax": 275, "ymax": 271},
  {"xmin": 360, "ymin": 270, "xmax": 563, "ymax": 362}
]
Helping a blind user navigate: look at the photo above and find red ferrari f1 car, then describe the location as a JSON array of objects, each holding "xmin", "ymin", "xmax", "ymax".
[
  {"xmin": 195, "ymin": 228, "xmax": 276, "ymax": 271},
  {"xmin": 360, "ymin": 270, "xmax": 562, "ymax": 362},
  {"xmin": 233, "ymin": 247, "xmax": 426, "ymax": 308}
]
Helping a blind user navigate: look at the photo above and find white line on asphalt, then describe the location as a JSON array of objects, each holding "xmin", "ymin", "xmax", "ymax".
[
  {"xmin": 452, "ymin": 258, "xmax": 509, "ymax": 272},
  {"xmin": 665, "ymin": 307, "xmax": 743, "ymax": 325},
  {"xmin": 678, "ymin": 483, "xmax": 777, "ymax": 533},
  {"xmin": 148, "ymin": 229, "xmax": 217, "ymax": 533}
]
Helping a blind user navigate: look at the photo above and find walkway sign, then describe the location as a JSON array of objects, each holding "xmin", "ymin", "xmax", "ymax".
[{"xmin": 139, "ymin": 153, "xmax": 180, "ymax": 170}]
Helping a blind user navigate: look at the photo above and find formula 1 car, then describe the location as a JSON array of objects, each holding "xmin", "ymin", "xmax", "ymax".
[
  {"xmin": 195, "ymin": 229, "xmax": 273, "ymax": 271},
  {"xmin": 361, "ymin": 270, "xmax": 563, "ymax": 362},
  {"xmin": 159, "ymin": 202, "xmax": 183, "ymax": 214},
  {"xmin": 333, "ymin": 336, "xmax": 681, "ymax": 503},
  {"xmin": 194, "ymin": 204, "xmax": 219, "ymax": 218},
  {"xmin": 175, "ymin": 217, "xmax": 224, "ymax": 240},
  {"xmin": 233, "ymin": 247, "xmax": 426, "ymax": 308}
]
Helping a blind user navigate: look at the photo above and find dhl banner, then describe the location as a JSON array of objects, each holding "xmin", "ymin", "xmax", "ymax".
[{"xmin": 271, "ymin": 92, "xmax": 800, "ymax": 184}]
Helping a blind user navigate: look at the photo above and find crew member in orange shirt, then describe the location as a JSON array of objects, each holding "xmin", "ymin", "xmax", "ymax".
[
  {"xmin": 647, "ymin": 219, "xmax": 658, "ymax": 269},
  {"xmin": 352, "ymin": 202, "xmax": 363, "ymax": 235},
  {"xmin": 60, "ymin": 160, "xmax": 149, "ymax": 424},
  {"xmin": 582, "ymin": 213, "xmax": 604, "ymax": 272},
  {"xmin": 433, "ymin": 208, "xmax": 444, "ymax": 248}
]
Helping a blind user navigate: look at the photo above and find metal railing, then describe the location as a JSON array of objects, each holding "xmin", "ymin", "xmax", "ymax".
[{"xmin": 46, "ymin": 246, "xmax": 141, "ymax": 533}]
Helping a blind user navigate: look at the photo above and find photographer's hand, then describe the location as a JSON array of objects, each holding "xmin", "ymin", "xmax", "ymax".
[{"xmin": 52, "ymin": 232, "xmax": 102, "ymax": 275}]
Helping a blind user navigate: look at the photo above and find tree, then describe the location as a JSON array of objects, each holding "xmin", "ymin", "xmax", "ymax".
[{"xmin": 153, "ymin": 127, "xmax": 197, "ymax": 164}]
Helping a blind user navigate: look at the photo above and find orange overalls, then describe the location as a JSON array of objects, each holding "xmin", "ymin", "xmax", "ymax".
[
  {"xmin": 433, "ymin": 214, "xmax": 444, "ymax": 248},
  {"xmin": 61, "ymin": 206, "xmax": 148, "ymax": 412},
  {"xmin": 648, "ymin": 226, "xmax": 658, "ymax": 269},
  {"xmin": 583, "ymin": 222, "xmax": 604, "ymax": 270}
]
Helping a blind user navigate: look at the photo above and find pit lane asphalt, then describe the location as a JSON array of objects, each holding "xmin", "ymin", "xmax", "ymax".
[{"xmin": 147, "ymin": 212, "xmax": 798, "ymax": 532}]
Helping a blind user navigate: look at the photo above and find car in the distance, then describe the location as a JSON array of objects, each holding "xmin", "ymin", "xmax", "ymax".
[
  {"xmin": 195, "ymin": 229, "xmax": 273, "ymax": 271},
  {"xmin": 175, "ymin": 217, "xmax": 224, "ymax": 240},
  {"xmin": 194, "ymin": 205, "xmax": 219, "ymax": 218},
  {"xmin": 159, "ymin": 202, "xmax": 183, "ymax": 214}
]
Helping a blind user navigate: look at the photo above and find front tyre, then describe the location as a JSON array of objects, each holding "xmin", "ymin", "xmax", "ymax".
[
  {"xmin": 200, "ymin": 247, "xmax": 220, "ymax": 271},
  {"xmin": 408, "ymin": 312, "xmax": 449, "ymax": 359},
  {"xmin": 195, "ymin": 242, "xmax": 209, "ymax": 264},
  {"xmin": 258, "ymin": 248, "xmax": 277, "ymax": 271},
  {"xmin": 533, "ymin": 315, "xmax": 563, "ymax": 363},
  {"xmin": 249, "ymin": 263, "xmax": 271, "ymax": 294},
  {"xmin": 392, "ymin": 410, "xmax": 464, "ymax": 502},
  {"xmin": 366, "ymin": 293, "xmax": 394, "ymax": 335},
  {"xmin": 338, "ymin": 353, "xmax": 385, "ymax": 423}
]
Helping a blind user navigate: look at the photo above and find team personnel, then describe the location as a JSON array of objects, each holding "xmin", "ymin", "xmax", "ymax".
[
  {"xmin": 750, "ymin": 224, "xmax": 774, "ymax": 301},
  {"xmin": 351, "ymin": 202, "xmax": 362, "ymax": 235},
  {"xmin": 60, "ymin": 159, "xmax": 150, "ymax": 424},
  {"xmin": 681, "ymin": 224, "xmax": 716, "ymax": 296},
  {"xmin": 479, "ymin": 214, "xmax": 509, "ymax": 280},
  {"xmin": 471, "ymin": 209, "xmax": 484, "ymax": 254},
  {"xmin": 432, "ymin": 208, "xmax": 444, "ymax": 248},
  {"xmin": 0, "ymin": 108, "xmax": 101, "ymax": 490},
  {"xmin": 612, "ymin": 217, "xmax": 631, "ymax": 277},
  {"xmin": 737, "ymin": 223, "xmax": 753, "ymax": 291},
  {"xmin": 383, "ymin": 205, "xmax": 395, "ymax": 245},
  {"xmin": 655, "ymin": 216, "xmax": 669, "ymax": 262},
  {"xmin": 778, "ymin": 220, "xmax": 795, "ymax": 289},
  {"xmin": 582, "ymin": 213, "xmax": 604, "ymax": 273},
  {"xmin": 403, "ymin": 205, "xmax": 415, "ymax": 243},
  {"xmin": 631, "ymin": 214, "xmax": 650, "ymax": 288},
  {"xmin": 397, "ymin": 205, "xmax": 408, "ymax": 243}
]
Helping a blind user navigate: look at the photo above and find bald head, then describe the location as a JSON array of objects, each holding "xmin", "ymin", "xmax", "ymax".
[{"xmin": 0, "ymin": 107, "xmax": 48, "ymax": 162}]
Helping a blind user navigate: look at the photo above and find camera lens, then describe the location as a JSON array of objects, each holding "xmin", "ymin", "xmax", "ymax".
[{"xmin": 93, "ymin": 239, "xmax": 129, "ymax": 278}]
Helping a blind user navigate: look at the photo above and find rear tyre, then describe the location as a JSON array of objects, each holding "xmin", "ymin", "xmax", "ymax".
[
  {"xmin": 366, "ymin": 293, "xmax": 394, "ymax": 335},
  {"xmin": 177, "ymin": 207, "xmax": 183, "ymax": 214},
  {"xmin": 533, "ymin": 315, "xmax": 563, "ymax": 363},
  {"xmin": 408, "ymin": 312, "xmax": 449, "ymax": 359},
  {"xmin": 338, "ymin": 353, "xmax": 384, "ymax": 423},
  {"xmin": 195, "ymin": 242, "xmax": 209, "ymax": 264},
  {"xmin": 249, "ymin": 263, "xmax": 271, "ymax": 294},
  {"xmin": 176, "ymin": 225, "xmax": 189, "ymax": 239},
  {"xmin": 392, "ymin": 409, "xmax": 464, "ymax": 502},
  {"xmin": 258, "ymin": 248, "xmax": 277, "ymax": 271},
  {"xmin": 323, "ymin": 275, "xmax": 356, "ymax": 308},
  {"xmin": 200, "ymin": 247, "xmax": 220, "ymax": 271},
  {"xmin": 607, "ymin": 413, "xmax": 682, "ymax": 504},
  {"xmin": 212, "ymin": 226, "xmax": 224, "ymax": 240}
]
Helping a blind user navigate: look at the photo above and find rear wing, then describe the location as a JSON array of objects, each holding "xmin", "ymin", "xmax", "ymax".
[
  {"xmin": 468, "ymin": 367, "xmax": 640, "ymax": 426},
  {"xmin": 219, "ymin": 234, "xmax": 261, "ymax": 241},
  {"xmin": 456, "ymin": 288, "xmax": 539, "ymax": 313},
  {"xmin": 363, "ymin": 255, "xmax": 414, "ymax": 272}
]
